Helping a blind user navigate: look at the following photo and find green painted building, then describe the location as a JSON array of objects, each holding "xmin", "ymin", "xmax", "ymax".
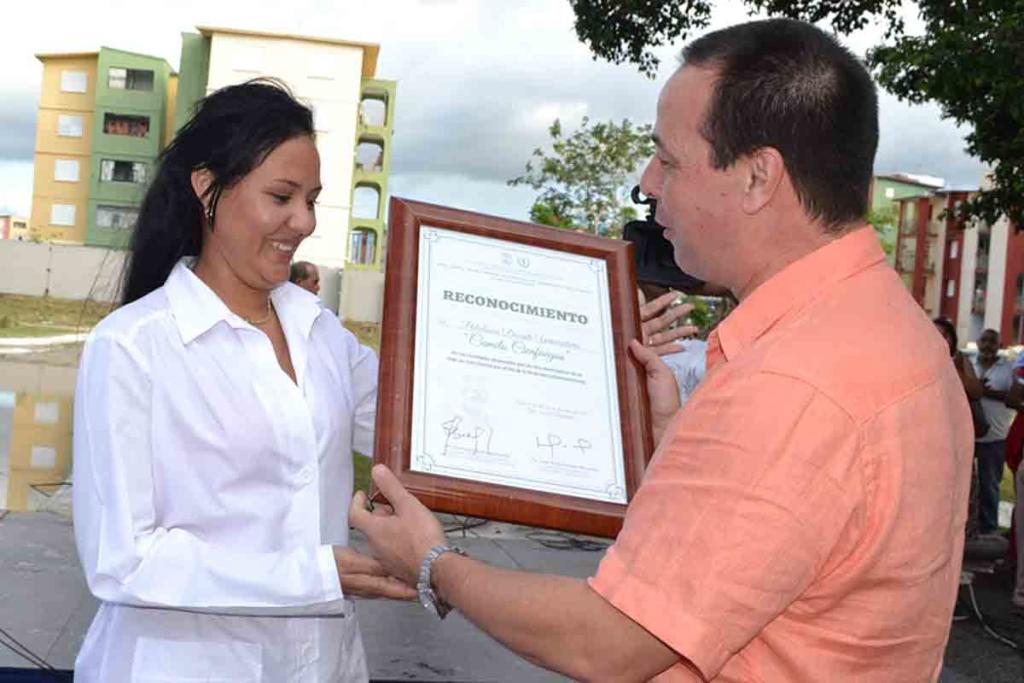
[{"xmin": 85, "ymin": 48, "xmax": 174, "ymax": 248}]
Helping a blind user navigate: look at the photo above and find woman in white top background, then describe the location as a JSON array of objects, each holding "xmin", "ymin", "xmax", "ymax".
[{"xmin": 72, "ymin": 80, "xmax": 412, "ymax": 683}]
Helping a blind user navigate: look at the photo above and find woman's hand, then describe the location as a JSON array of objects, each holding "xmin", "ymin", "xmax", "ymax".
[
  {"xmin": 332, "ymin": 545, "xmax": 417, "ymax": 600},
  {"xmin": 640, "ymin": 291, "xmax": 698, "ymax": 356}
]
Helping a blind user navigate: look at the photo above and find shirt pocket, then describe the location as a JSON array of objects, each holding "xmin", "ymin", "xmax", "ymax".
[{"xmin": 130, "ymin": 637, "xmax": 262, "ymax": 682}]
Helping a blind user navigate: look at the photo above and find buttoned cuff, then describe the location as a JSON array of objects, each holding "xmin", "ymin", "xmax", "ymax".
[{"xmin": 317, "ymin": 545, "xmax": 343, "ymax": 601}]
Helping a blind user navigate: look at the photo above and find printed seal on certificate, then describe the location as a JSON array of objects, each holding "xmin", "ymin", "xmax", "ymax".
[{"xmin": 372, "ymin": 197, "xmax": 654, "ymax": 538}]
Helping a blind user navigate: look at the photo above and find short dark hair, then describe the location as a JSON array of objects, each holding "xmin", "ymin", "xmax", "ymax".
[
  {"xmin": 290, "ymin": 261, "xmax": 314, "ymax": 283},
  {"xmin": 682, "ymin": 19, "xmax": 878, "ymax": 232},
  {"xmin": 933, "ymin": 317, "xmax": 957, "ymax": 355}
]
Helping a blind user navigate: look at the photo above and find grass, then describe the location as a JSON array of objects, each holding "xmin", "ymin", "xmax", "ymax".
[
  {"xmin": 0, "ymin": 293, "xmax": 111, "ymax": 338},
  {"xmin": 343, "ymin": 321, "xmax": 381, "ymax": 352},
  {"xmin": 1001, "ymin": 466, "xmax": 1017, "ymax": 504},
  {"xmin": 354, "ymin": 453, "xmax": 373, "ymax": 494}
]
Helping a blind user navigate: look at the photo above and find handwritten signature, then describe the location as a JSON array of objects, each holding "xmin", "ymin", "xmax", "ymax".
[
  {"xmin": 441, "ymin": 416, "xmax": 496, "ymax": 457},
  {"xmin": 535, "ymin": 433, "xmax": 592, "ymax": 461}
]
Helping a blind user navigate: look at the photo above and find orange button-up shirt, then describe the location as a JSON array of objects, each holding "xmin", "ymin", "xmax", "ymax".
[{"xmin": 590, "ymin": 228, "xmax": 973, "ymax": 681}]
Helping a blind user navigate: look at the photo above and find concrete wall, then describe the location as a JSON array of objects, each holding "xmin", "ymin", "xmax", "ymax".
[
  {"xmin": 0, "ymin": 240, "xmax": 124, "ymax": 302},
  {"xmin": 340, "ymin": 268, "xmax": 384, "ymax": 322}
]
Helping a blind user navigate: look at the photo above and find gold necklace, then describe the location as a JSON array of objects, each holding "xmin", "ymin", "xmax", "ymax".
[{"xmin": 244, "ymin": 298, "xmax": 274, "ymax": 326}]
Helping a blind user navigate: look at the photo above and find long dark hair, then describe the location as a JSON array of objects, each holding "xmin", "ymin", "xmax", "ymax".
[{"xmin": 121, "ymin": 79, "xmax": 314, "ymax": 305}]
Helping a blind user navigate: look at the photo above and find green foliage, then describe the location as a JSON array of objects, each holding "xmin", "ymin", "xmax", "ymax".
[
  {"xmin": 509, "ymin": 117, "xmax": 653, "ymax": 236},
  {"xmin": 568, "ymin": 0, "xmax": 1023, "ymax": 228},
  {"xmin": 685, "ymin": 296, "xmax": 711, "ymax": 331},
  {"xmin": 866, "ymin": 206, "xmax": 897, "ymax": 257},
  {"xmin": 867, "ymin": 1, "xmax": 1024, "ymax": 227}
]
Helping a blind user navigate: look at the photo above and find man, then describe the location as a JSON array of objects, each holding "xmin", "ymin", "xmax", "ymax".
[
  {"xmin": 972, "ymin": 329, "xmax": 1014, "ymax": 535},
  {"xmin": 289, "ymin": 260, "xmax": 320, "ymax": 295},
  {"xmin": 352, "ymin": 19, "xmax": 972, "ymax": 681}
]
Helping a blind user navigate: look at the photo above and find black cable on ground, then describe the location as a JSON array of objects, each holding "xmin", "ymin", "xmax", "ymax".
[
  {"xmin": 525, "ymin": 530, "xmax": 609, "ymax": 552},
  {"xmin": 0, "ymin": 627, "xmax": 62, "ymax": 675},
  {"xmin": 443, "ymin": 516, "xmax": 489, "ymax": 536}
]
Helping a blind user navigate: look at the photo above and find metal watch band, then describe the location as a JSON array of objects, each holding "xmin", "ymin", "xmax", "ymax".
[{"xmin": 417, "ymin": 544, "xmax": 467, "ymax": 619}]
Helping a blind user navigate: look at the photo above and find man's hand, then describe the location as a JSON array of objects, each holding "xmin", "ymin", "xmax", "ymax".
[
  {"xmin": 629, "ymin": 339, "xmax": 680, "ymax": 443},
  {"xmin": 349, "ymin": 465, "xmax": 446, "ymax": 586},
  {"xmin": 641, "ymin": 291, "xmax": 698, "ymax": 356},
  {"xmin": 332, "ymin": 546, "xmax": 417, "ymax": 600}
]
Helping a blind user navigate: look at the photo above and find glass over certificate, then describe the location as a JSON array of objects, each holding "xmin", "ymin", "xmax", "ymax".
[
  {"xmin": 374, "ymin": 198, "xmax": 652, "ymax": 538},
  {"xmin": 410, "ymin": 226, "xmax": 627, "ymax": 504}
]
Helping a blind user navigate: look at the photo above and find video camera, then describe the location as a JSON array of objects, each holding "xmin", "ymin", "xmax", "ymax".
[{"xmin": 622, "ymin": 186, "xmax": 705, "ymax": 292}]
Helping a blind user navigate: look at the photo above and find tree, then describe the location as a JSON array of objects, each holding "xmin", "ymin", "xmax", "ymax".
[
  {"xmin": 568, "ymin": 0, "xmax": 1023, "ymax": 227},
  {"xmin": 509, "ymin": 117, "xmax": 653, "ymax": 236},
  {"xmin": 866, "ymin": 206, "xmax": 896, "ymax": 258}
]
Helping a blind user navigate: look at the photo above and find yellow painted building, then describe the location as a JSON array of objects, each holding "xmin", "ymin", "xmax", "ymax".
[
  {"xmin": 5, "ymin": 393, "xmax": 72, "ymax": 511},
  {"xmin": 30, "ymin": 52, "xmax": 98, "ymax": 244}
]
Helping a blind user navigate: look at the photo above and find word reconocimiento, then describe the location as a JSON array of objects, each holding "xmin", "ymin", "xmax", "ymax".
[{"xmin": 442, "ymin": 290, "xmax": 589, "ymax": 325}]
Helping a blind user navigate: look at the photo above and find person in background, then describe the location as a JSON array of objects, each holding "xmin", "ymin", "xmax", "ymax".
[
  {"xmin": 1002, "ymin": 353, "xmax": 1024, "ymax": 609},
  {"xmin": 290, "ymin": 260, "xmax": 321, "ymax": 295},
  {"xmin": 971, "ymin": 329, "xmax": 1014, "ymax": 535},
  {"xmin": 72, "ymin": 80, "xmax": 411, "ymax": 683}
]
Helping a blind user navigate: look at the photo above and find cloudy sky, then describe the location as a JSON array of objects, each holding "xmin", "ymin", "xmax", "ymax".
[{"xmin": 0, "ymin": 0, "xmax": 986, "ymax": 219}]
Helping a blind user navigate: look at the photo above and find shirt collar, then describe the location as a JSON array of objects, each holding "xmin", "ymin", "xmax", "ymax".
[
  {"xmin": 707, "ymin": 227, "xmax": 886, "ymax": 369},
  {"xmin": 164, "ymin": 259, "xmax": 324, "ymax": 345}
]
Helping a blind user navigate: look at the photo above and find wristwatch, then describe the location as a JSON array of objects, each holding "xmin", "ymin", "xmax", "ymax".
[{"xmin": 417, "ymin": 544, "xmax": 467, "ymax": 619}]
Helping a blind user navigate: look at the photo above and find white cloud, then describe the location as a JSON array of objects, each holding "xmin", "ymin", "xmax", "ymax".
[{"xmin": 0, "ymin": 0, "xmax": 986, "ymax": 223}]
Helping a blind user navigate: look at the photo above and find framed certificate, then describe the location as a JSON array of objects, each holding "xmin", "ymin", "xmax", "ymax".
[{"xmin": 372, "ymin": 198, "xmax": 653, "ymax": 538}]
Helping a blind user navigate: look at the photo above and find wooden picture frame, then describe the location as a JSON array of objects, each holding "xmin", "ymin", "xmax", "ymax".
[{"xmin": 372, "ymin": 197, "xmax": 653, "ymax": 538}]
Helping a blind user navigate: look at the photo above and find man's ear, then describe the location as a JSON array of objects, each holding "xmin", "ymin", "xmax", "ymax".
[
  {"xmin": 739, "ymin": 146, "xmax": 785, "ymax": 215},
  {"xmin": 190, "ymin": 169, "xmax": 215, "ymax": 213}
]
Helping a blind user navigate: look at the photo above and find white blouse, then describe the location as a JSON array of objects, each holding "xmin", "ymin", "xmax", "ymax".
[{"xmin": 72, "ymin": 261, "xmax": 378, "ymax": 682}]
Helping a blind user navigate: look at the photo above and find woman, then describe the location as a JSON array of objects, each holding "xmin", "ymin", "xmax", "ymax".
[{"xmin": 72, "ymin": 80, "xmax": 412, "ymax": 682}]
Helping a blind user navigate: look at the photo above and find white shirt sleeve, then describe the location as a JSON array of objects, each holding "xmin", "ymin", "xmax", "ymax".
[
  {"xmin": 348, "ymin": 336, "xmax": 378, "ymax": 457},
  {"xmin": 72, "ymin": 333, "xmax": 346, "ymax": 617}
]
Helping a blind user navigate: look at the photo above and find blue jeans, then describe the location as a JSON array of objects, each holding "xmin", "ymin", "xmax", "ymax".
[{"xmin": 974, "ymin": 440, "xmax": 1006, "ymax": 534}]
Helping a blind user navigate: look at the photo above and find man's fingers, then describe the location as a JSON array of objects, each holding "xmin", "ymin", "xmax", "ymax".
[
  {"xmin": 349, "ymin": 491, "xmax": 374, "ymax": 533},
  {"xmin": 642, "ymin": 302, "xmax": 694, "ymax": 343},
  {"xmin": 639, "ymin": 290, "xmax": 679, "ymax": 321},
  {"xmin": 649, "ymin": 324, "xmax": 699, "ymax": 352},
  {"xmin": 629, "ymin": 338, "xmax": 660, "ymax": 370},
  {"xmin": 371, "ymin": 464, "xmax": 416, "ymax": 512}
]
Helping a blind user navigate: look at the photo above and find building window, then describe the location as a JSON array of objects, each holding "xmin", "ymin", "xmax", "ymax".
[
  {"xmin": 355, "ymin": 140, "xmax": 384, "ymax": 173},
  {"xmin": 60, "ymin": 70, "xmax": 87, "ymax": 93},
  {"xmin": 50, "ymin": 204, "xmax": 76, "ymax": 226},
  {"xmin": 103, "ymin": 113, "xmax": 150, "ymax": 137},
  {"xmin": 96, "ymin": 205, "xmax": 139, "ymax": 230},
  {"xmin": 950, "ymin": 241, "xmax": 958, "ymax": 259},
  {"xmin": 100, "ymin": 159, "xmax": 147, "ymax": 184},
  {"xmin": 57, "ymin": 114, "xmax": 84, "ymax": 137},
  {"xmin": 349, "ymin": 228, "xmax": 377, "ymax": 265},
  {"xmin": 12, "ymin": 221, "xmax": 26, "ymax": 230},
  {"xmin": 54, "ymin": 159, "xmax": 80, "ymax": 182},
  {"xmin": 108, "ymin": 67, "xmax": 154, "ymax": 91},
  {"xmin": 359, "ymin": 98, "xmax": 387, "ymax": 127},
  {"xmin": 946, "ymin": 279, "xmax": 956, "ymax": 299},
  {"xmin": 352, "ymin": 185, "xmax": 381, "ymax": 220},
  {"xmin": 884, "ymin": 187, "xmax": 895, "ymax": 199}
]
